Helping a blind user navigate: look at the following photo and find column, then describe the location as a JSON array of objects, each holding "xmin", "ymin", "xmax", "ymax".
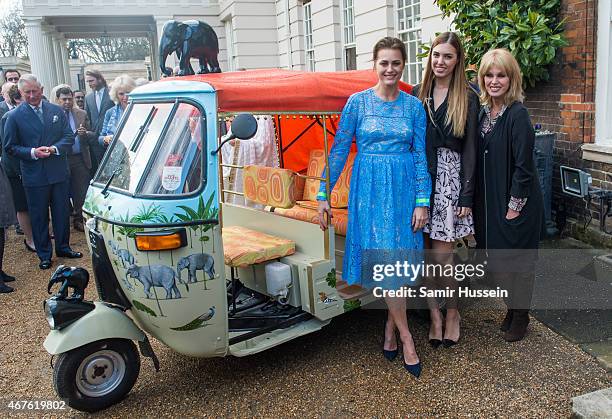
[
  {"xmin": 51, "ymin": 35, "xmax": 66, "ymax": 84},
  {"xmin": 59, "ymin": 37, "xmax": 72, "ymax": 87},
  {"xmin": 42, "ymin": 27, "xmax": 59, "ymax": 89},
  {"xmin": 23, "ymin": 17, "xmax": 52, "ymax": 91},
  {"xmin": 148, "ymin": 30, "xmax": 159, "ymax": 80}
]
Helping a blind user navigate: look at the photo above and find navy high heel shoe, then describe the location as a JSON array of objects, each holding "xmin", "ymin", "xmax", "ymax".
[
  {"xmin": 429, "ymin": 338, "xmax": 443, "ymax": 349},
  {"xmin": 403, "ymin": 361, "xmax": 422, "ymax": 378},
  {"xmin": 382, "ymin": 322, "xmax": 398, "ymax": 361},
  {"xmin": 383, "ymin": 347, "xmax": 398, "ymax": 361}
]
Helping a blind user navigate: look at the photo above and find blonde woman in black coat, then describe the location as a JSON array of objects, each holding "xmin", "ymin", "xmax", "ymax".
[{"xmin": 473, "ymin": 49, "xmax": 545, "ymax": 342}]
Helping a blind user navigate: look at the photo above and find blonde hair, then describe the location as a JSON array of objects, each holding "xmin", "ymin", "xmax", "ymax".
[
  {"xmin": 418, "ymin": 32, "xmax": 469, "ymax": 138},
  {"xmin": 478, "ymin": 48, "xmax": 524, "ymax": 107},
  {"xmin": 109, "ymin": 74, "xmax": 136, "ymax": 104}
]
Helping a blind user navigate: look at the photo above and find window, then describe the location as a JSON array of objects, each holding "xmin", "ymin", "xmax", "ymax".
[
  {"xmin": 95, "ymin": 102, "xmax": 205, "ymax": 196},
  {"xmin": 397, "ymin": 0, "xmax": 423, "ymax": 84},
  {"xmin": 224, "ymin": 18, "xmax": 236, "ymax": 71},
  {"xmin": 342, "ymin": 0, "xmax": 356, "ymax": 70},
  {"xmin": 303, "ymin": 0, "xmax": 315, "ymax": 71}
]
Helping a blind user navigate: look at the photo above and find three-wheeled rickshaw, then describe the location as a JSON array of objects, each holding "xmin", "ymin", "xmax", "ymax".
[{"xmin": 42, "ymin": 69, "xmax": 414, "ymax": 412}]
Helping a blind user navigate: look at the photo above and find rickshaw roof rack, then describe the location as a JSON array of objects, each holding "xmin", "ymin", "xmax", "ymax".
[{"xmin": 149, "ymin": 69, "xmax": 413, "ymax": 113}]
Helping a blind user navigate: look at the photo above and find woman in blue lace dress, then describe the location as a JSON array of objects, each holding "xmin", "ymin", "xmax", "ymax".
[{"xmin": 317, "ymin": 37, "xmax": 431, "ymax": 377}]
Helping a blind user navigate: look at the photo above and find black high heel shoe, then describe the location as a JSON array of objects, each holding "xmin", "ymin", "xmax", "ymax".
[
  {"xmin": 442, "ymin": 339, "xmax": 458, "ymax": 348},
  {"xmin": 429, "ymin": 338, "xmax": 443, "ymax": 349},
  {"xmin": 403, "ymin": 361, "xmax": 422, "ymax": 378},
  {"xmin": 382, "ymin": 324, "xmax": 398, "ymax": 361}
]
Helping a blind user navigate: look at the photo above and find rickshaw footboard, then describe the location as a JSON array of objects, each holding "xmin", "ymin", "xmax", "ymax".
[{"xmin": 138, "ymin": 335, "xmax": 160, "ymax": 372}]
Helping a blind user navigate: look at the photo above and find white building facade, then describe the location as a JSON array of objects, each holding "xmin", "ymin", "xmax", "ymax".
[{"xmin": 21, "ymin": 0, "xmax": 451, "ymax": 91}]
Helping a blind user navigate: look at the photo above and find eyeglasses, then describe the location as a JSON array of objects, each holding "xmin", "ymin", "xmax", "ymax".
[{"xmin": 7, "ymin": 77, "xmax": 19, "ymax": 82}]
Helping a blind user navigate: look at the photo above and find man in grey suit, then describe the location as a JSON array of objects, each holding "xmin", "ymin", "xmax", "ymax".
[
  {"xmin": 84, "ymin": 70, "xmax": 114, "ymax": 175},
  {"xmin": 55, "ymin": 86, "xmax": 96, "ymax": 232}
]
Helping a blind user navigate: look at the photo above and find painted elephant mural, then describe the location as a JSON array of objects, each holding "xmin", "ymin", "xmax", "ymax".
[
  {"xmin": 127, "ymin": 264, "xmax": 188, "ymax": 299},
  {"xmin": 159, "ymin": 20, "xmax": 221, "ymax": 77},
  {"xmin": 177, "ymin": 253, "xmax": 216, "ymax": 284}
]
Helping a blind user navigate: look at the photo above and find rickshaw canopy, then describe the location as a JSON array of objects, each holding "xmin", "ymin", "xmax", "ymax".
[{"xmin": 166, "ymin": 69, "xmax": 413, "ymax": 113}]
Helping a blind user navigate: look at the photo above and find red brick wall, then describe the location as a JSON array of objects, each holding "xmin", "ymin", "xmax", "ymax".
[{"xmin": 524, "ymin": 0, "xmax": 610, "ymax": 235}]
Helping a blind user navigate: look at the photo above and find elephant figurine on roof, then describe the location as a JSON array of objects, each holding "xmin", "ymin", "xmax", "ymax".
[{"xmin": 159, "ymin": 20, "xmax": 222, "ymax": 77}]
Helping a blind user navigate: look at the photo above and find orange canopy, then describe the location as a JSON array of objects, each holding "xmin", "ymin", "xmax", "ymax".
[{"xmin": 168, "ymin": 69, "xmax": 413, "ymax": 113}]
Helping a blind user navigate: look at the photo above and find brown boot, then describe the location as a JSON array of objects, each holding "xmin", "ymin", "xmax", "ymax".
[
  {"xmin": 500, "ymin": 309, "xmax": 513, "ymax": 332},
  {"xmin": 504, "ymin": 310, "xmax": 530, "ymax": 342},
  {"xmin": 73, "ymin": 219, "xmax": 84, "ymax": 232}
]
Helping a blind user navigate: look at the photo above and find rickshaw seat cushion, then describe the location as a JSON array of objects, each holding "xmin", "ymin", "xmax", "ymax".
[
  {"xmin": 274, "ymin": 205, "xmax": 348, "ymax": 236},
  {"xmin": 302, "ymin": 150, "xmax": 355, "ymax": 208},
  {"xmin": 222, "ymin": 225, "xmax": 296, "ymax": 267},
  {"xmin": 243, "ymin": 165, "xmax": 297, "ymax": 209}
]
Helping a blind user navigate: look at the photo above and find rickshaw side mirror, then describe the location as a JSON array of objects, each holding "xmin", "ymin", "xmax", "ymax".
[
  {"xmin": 231, "ymin": 113, "xmax": 258, "ymax": 140},
  {"xmin": 212, "ymin": 113, "xmax": 258, "ymax": 155}
]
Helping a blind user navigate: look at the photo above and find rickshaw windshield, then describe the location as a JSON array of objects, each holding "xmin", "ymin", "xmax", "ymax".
[{"xmin": 94, "ymin": 101, "xmax": 206, "ymax": 197}]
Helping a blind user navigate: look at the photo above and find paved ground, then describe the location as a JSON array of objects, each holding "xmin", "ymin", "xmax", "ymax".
[{"xmin": 0, "ymin": 229, "xmax": 610, "ymax": 417}]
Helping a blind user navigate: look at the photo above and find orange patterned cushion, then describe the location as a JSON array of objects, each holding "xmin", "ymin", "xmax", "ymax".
[
  {"xmin": 302, "ymin": 150, "xmax": 355, "ymax": 208},
  {"xmin": 243, "ymin": 165, "xmax": 296, "ymax": 209},
  {"xmin": 222, "ymin": 225, "xmax": 296, "ymax": 267},
  {"xmin": 274, "ymin": 205, "xmax": 349, "ymax": 236}
]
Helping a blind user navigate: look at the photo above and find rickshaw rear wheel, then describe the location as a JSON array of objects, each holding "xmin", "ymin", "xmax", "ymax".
[{"xmin": 53, "ymin": 338, "xmax": 140, "ymax": 412}]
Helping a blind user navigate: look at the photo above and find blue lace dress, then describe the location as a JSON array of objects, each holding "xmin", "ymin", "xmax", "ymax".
[{"xmin": 318, "ymin": 88, "xmax": 431, "ymax": 289}]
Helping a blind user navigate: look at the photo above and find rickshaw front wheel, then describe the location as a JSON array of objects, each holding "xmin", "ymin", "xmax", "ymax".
[{"xmin": 53, "ymin": 338, "xmax": 140, "ymax": 412}]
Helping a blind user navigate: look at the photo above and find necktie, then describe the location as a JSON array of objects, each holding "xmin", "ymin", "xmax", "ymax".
[
  {"xmin": 34, "ymin": 106, "xmax": 43, "ymax": 124},
  {"xmin": 66, "ymin": 110, "xmax": 80, "ymax": 154}
]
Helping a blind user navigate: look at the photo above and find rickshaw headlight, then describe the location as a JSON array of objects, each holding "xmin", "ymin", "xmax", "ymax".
[
  {"xmin": 135, "ymin": 229, "xmax": 187, "ymax": 251},
  {"xmin": 44, "ymin": 301, "xmax": 55, "ymax": 329},
  {"xmin": 43, "ymin": 298, "xmax": 95, "ymax": 330}
]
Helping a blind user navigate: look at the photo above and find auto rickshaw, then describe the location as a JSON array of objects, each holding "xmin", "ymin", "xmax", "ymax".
[{"xmin": 42, "ymin": 69, "xmax": 414, "ymax": 412}]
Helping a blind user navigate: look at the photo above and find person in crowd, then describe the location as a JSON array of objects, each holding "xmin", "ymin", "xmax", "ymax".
[
  {"xmin": 3, "ymin": 69, "xmax": 20, "ymax": 83},
  {"xmin": 73, "ymin": 90, "xmax": 86, "ymax": 110},
  {"xmin": 54, "ymin": 86, "xmax": 95, "ymax": 232},
  {"xmin": 98, "ymin": 74, "xmax": 136, "ymax": 148},
  {"xmin": 84, "ymin": 70, "xmax": 114, "ymax": 173},
  {"xmin": 0, "ymin": 82, "xmax": 14, "ymax": 114},
  {"xmin": 0, "ymin": 156, "xmax": 17, "ymax": 293},
  {"xmin": 412, "ymin": 32, "xmax": 479, "ymax": 348},
  {"xmin": 473, "ymin": 49, "xmax": 545, "ymax": 342},
  {"xmin": 317, "ymin": 37, "xmax": 430, "ymax": 378},
  {"xmin": 0, "ymin": 83, "xmax": 36, "ymax": 252},
  {"xmin": 4, "ymin": 74, "xmax": 82, "ymax": 270}
]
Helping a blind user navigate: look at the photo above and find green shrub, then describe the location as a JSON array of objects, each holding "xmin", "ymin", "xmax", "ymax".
[{"xmin": 432, "ymin": 0, "xmax": 567, "ymax": 87}]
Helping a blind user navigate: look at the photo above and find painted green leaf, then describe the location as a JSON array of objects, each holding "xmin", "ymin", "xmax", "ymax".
[
  {"xmin": 343, "ymin": 299, "xmax": 361, "ymax": 313},
  {"xmin": 132, "ymin": 299, "xmax": 157, "ymax": 317},
  {"xmin": 326, "ymin": 269, "xmax": 337, "ymax": 288}
]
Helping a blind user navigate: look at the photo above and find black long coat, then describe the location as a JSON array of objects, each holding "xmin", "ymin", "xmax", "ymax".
[{"xmin": 473, "ymin": 102, "xmax": 545, "ymax": 257}]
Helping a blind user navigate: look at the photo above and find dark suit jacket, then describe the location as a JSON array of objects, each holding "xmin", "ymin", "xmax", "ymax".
[
  {"xmin": 85, "ymin": 87, "xmax": 114, "ymax": 135},
  {"xmin": 0, "ymin": 101, "xmax": 10, "ymax": 157},
  {"xmin": 70, "ymin": 107, "xmax": 96, "ymax": 170},
  {"xmin": 4, "ymin": 101, "xmax": 74, "ymax": 187},
  {"xmin": 1, "ymin": 110, "xmax": 21, "ymax": 177}
]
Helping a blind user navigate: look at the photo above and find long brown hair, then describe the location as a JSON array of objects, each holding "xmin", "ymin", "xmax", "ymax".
[{"xmin": 417, "ymin": 32, "xmax": 469, "ymax": 138}]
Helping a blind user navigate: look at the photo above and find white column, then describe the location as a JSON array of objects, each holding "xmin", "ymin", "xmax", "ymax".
[
  {"xmin": 59, "ymin": 38, "xmax": 72, "ymax": 86},
  {"xmin": 51, "ymin": 35, "xmax": 66, "ymax": 84},
  {"xmin": 41, "ymin": 27, "xmax": 59, "ymax": 89},
  {"xmin": 23, "ymin": 17, "xmax": 52, "ymax": 92}
]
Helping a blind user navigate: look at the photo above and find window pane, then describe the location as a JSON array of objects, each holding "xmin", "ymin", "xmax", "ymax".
[
  {"xmin": 139, "ymin": 103, "xmax": 204, "ymax": 195},
  {"xmin": 96, "ymin": 103, "xmax": 174, "ymax": 193},
  {"xmin": 345, "ymin": 46, "xmax": 356, "ymax": 70}
]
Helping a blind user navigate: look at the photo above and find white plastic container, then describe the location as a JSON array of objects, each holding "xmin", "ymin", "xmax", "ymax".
[{"xmin": 265, "ymin": 261, "xmax": 292, "ymax": 303}]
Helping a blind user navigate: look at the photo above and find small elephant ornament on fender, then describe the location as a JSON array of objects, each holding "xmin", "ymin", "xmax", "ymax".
[{"xmin": 159, "ymin": 19, "xmax": 222, "ymax": 77}]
